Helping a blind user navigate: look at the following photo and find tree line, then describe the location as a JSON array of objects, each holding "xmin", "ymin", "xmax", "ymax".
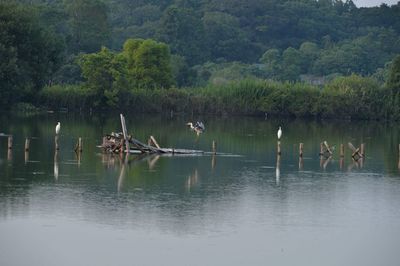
[{"xmin": 1, "ymin": 0, "xmax": 400, "ymax": 120}]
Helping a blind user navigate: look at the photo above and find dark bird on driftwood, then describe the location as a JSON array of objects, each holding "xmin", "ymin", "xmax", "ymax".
[{"xmin": 187, "ymin": 121, "xmax": 205, "ymax": 136}]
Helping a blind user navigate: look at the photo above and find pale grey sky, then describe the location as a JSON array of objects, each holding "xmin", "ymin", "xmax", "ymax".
[{"xmin": 354, "ymin": 0, "xmax": 399, "ymax": 7}]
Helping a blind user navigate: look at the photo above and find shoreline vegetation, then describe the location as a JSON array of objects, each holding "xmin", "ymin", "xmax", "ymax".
[{"xmin": 26, "ymin": 73, "xmax": 400, "ymax": 121}]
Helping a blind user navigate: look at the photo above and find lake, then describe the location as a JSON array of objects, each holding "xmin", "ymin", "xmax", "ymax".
[{"xmin": 0, "ymin": 112, "xmax": 400, "ymax": 266}]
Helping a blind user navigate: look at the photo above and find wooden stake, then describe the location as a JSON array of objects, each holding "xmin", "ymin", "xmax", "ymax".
[
  {"xmin": 277, "ymin": 141, "xmax": 281, "ymax": 155},
  {"xmin": 150, "ymin": 136, "xmax": 161, "ymax": 149},
  {"xmin": 360, "ymin": 143, "xmax": 365, "ymax": 156},
  {"xmin": 212, "ymin": 140, "xmax": 217, "ymax": 155},
  {"xmin": 24, "ymin": 138, "xmax": 30, "ymax": 151},
  {"xmin": 319, "ymin": 142, "xmax": 324, "ymax": 155},
  {"xmin": 78, "ymin": 137, "xmax": 82, "ymax": 152},
  {"xmin": 299, "ymin": 143, "xmax": 304, "ymax": 157},
  {"xmin": 7, "ymin": 136, "xmax": 13, "ymax": 150},
  {"xmin": 120, "ymin": 114, "xmax": 130, "ymax": 153},
  {"xmin": 340, "ymin": 144, "xmax": 344, "ymax": 157},
  {"xmin": 323, "ymin": 141, "xmax": 333, "ymax": 155}
]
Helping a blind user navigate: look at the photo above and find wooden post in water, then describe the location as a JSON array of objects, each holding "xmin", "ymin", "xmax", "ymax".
[
  {"xmin": 150, "ymin": 136, "xmax": 161, "ymax": 149},
  {"xmin": 78, "ymin": 137, "xmax": 82, "ymax": 152},
  {"xmin": 24, "ymin": 138, "xmax": 30, "ymax": 164},
  {"xmin": 319, "ymin": 142, "xmax": 324, "ymax": 156},
  {"xmin": 8, "ymin": 136, "xmax": 13, "ymax": 150},
  {"xmin": 25, "ymin": 150, "xmax": 29, "ymax": 164},
  {"xmin": 120, "ymin": 139, "xmax": 125, "ymax": 154},
  {"xmin": 340, "ymin": 144, "xmax": 344, "ymax": 157},
  {"xmin": 277, "ymin": 141, "xmax": 281, "ymax": 156},
  {"xmin": 398, "ymin": 144, "xmax": 400, "ymax": 170},
  {"xmin": 299, "ymin": 143, "xmax": 304, "ymax": 157},
  {"xmin": 212, "ymin": 140, "xmax": 217, "ymax": 155},
  {"xmin": 360, "ymin": 143, "xmax": 365, "ymax": 157},
  {"xmin": 24, "ymin": 138, "xmax": 30, "ymax": 151},
  {"xmin": 55, "ymin": 135, "xmax": 59, "ymax": 151},
  {"xmin": 120, "ymin": 114, "xmax": 130, "ymax": 154}
]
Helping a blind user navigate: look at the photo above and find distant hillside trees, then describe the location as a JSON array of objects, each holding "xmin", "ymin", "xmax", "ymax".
[{"xmin": 65, "ymin": 0, "xmax": 111, "ymax": 53}]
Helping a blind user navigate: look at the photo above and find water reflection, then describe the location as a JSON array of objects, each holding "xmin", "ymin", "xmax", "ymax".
[
  {"xmin": 211, "ymin": 154, "xmax": 216, "ymax": 170},
  {"xmin": 348, "ymin": 158, "xmax": 362, "ymax": 171},
  {"xmin": 147, "ymin": 154, "xmax": 160, "ymax": 170},
  {"xmin": 299, "ymin": 156, "xmax": 304, "ymax": 170},
  {"xmin": 1, "ymin": 113, "xmax": 400, "ymax": 266},
  {"xmin": 54, "ymin": 151, "xmax": 59, "ymax": 180},
  {"xmin": 320, "ymin": 155, "xmax": 332, "ymax": 170},
  {"xmin": 24, "ymin": 151, "xmax": 29, "ymax": 164},
  {"xmin": 276, "ymin": 155, "xmax": 280, "ymax": 185},
  {"xmin": 7, "ymin": 149, "xmax": 12, "ymax": 162},
  {"xmin": 185, "ymin": 169, "xmax": 199, "ymax": 192},
  {"xmin": 117, "ymin": 157, "xmax": 126, "ymax": 193}
]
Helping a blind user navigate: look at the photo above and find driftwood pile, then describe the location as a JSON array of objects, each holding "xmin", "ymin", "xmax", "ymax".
[{"xmin": 100, "ymin": 114, "xmax": 204, "ymax": 155}]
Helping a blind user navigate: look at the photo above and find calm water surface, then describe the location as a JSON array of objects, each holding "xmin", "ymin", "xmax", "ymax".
[{"xmin": 0, "ymin": 112, "xmax": 400, "ymax": 266}]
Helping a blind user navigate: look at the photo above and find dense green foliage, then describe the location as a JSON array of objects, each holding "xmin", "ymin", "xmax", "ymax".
[
  {"xmin": 0, "ymin": 2, "xmax": 64, "ymax": 105},
  {"xmin": 2, "ymin": 0, "xmax": 400, "ymax": 121},
  {"xmin": 5, "ymin": 0, "xmax": 400, "ymax": 84},
  {"xmin": 38, "ymin": 77, "xmax": 398, "ymax": 120}
]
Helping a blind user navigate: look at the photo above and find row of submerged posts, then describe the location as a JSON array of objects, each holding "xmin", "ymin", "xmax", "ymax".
[
  {"xmin": 276, "ymin": 140, "xmax": 370, "ymax": 170},
  {"xmin": 1, "ymin": 133, "xmax": 84, "ymax": 163}
]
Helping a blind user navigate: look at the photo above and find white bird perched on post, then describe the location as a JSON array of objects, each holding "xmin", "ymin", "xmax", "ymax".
[
  {"xmin": 277, "ymin": 126, "xmax": 282, "ymax": 140},
  {"xmin": 187, "ymin": 121, "xmax": 205, "ymax": 136},
  {"xmin": 55, "ymin": 122, "xmax": 61, "ymax": 135}
]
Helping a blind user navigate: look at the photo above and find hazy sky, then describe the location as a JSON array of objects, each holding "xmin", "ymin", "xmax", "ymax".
[{"xmin": 354, "ymin": 0, "xmax": 399, "ymax": 7}]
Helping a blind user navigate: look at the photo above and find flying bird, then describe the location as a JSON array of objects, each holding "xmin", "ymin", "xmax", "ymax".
[
  {"xmin": 187, "ymin": 121, "xmax": 205, "ymax": 136},
  {"xmin": 55, "ymin": 122, "xmax": 61, "ymax": 135},
  {"xmin": 277, "ymin": 126, "xmax": 282, "ymax": 140}
]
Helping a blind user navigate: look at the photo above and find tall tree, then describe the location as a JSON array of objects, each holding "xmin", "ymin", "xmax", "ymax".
[{"xmin": 123, "ymin": 38, "xmax": 173, "ymax": 89}]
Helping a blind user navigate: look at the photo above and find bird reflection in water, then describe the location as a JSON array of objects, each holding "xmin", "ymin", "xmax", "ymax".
[
  {"xmin": 185, "ymin": 169, "xmax": 199, "ymax": 192},
  {"xmin": 54, "ymin": 151, "xmax": 59, "ymax": 180},
  {"xmin": 276, "ymin": 155, "xmax": 280, "ymax": 185}
]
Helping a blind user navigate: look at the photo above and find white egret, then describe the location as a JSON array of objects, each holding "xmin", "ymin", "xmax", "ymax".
[
  {"xmin": 187, "ymin": 121, "xmax": 205, "ymax": 136},
  {"xmin": 55, "ymin": 122, "xmax": 61, "ymax": 135},
  {"xmin": 277, "ymin": 126, "xmax": 282, "ymax": 140}
]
